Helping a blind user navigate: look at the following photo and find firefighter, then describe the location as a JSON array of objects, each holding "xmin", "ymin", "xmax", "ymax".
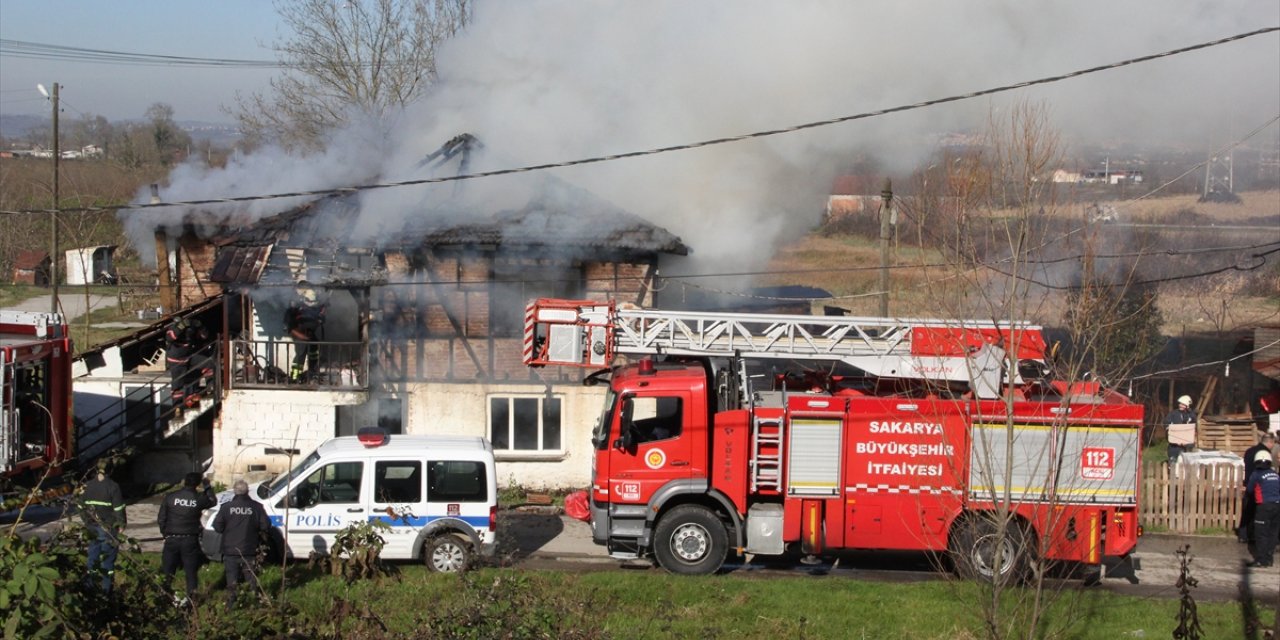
[
  {"xmin": 1239, "ymin": 432, "xmax": 1276, "ymax": 543},
  {"xmin": 81, "ymin": 462, "xmax": 126, "ymax": 595},
  {"xmin": 284, "ymin": 281, "xmax": 326, "ymax": 382},
  {"xmin": 1165, "ymin": 395, "xmax": 1197, "ymax": 464},
  {"xmin": 158, "ymin": 472, "xmax": 216, "ymax": 603},
  {"xmin": 1245, "ymin": 449, "xmax": 1280, "ymax": 568},
  {"xmin": 165, "ymin": 317, "xmax": 210, "ymax": 408},
  {"xmin": 212, "ymin": 479, "xmax": 272, "ymax": 609}
]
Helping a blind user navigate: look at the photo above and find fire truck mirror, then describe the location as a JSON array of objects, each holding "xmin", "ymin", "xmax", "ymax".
[{"xmin": 614, "ymin": 430, "xmax": 635, "ymax": 451}]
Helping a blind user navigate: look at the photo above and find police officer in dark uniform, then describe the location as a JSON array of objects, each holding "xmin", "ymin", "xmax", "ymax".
[
  {"xmin": 212, "ymin": 479, "xmax": 272, "ymax": 609},
  {"xmin": 158, "ymin": 471, "xmax": 216, "ymax": 601},
  {"xmin": 81, "ymin": 462, "xmax": 126, "ymax": 594}
]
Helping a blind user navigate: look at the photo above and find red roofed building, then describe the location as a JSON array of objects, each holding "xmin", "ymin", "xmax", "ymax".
[{"xmin": 12, "ymin": 250, "xmax": 51, "ymax": 286}]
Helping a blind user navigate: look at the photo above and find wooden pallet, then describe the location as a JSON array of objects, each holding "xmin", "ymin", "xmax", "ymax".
[{"xmin": 1198, "ymin": 420, "xmax": 1260, "ymax": 456}]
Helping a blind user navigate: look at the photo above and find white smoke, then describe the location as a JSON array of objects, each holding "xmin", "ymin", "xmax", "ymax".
[{"xmin": 127, "ymin": 0, "xmax": 1280, "ymax": 277}]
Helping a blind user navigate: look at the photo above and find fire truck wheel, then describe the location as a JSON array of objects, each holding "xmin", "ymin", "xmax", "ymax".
[
  {"xmin": 653, "ymin": 505, "xmax": 728, "ymax": 575},
  {"xmin": 424, "ymin": 534, "xmax": 471, "ymax": 574},
  {"xmin": 950, "ymin": 516, "xmax": 1031, "ymax": 585}
]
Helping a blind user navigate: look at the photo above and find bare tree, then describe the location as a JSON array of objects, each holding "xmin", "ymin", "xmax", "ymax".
[
  {"xmin": 145, "ymin": 103, "xmax": 191, "ymax": 166},
  {"xmin": 230, "ymin": 0, "xmax": 473, "ymax": 150},
  {"xmin": 903, "ymin": 102, "xmax": 1156, "ymax": 639}
]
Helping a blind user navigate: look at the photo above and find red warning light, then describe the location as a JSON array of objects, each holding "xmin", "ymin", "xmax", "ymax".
[{"xmin": 357, "ymin": 427, "xmax": 388, "ymax": 447}]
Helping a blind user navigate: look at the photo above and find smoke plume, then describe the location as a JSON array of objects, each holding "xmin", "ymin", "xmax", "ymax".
[{"xmin": 127, "ymin": 1, "xmax": 1280, "ymax": 280}]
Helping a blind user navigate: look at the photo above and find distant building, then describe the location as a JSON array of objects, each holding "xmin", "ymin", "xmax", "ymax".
[
  {"xmin": 12, "ymin": 250, "xmax": 51, "ymax": 287},
  {"xmin": 1051, "ymin": 169, "xmax": 1083, "ymax": 183},
  {"xmin": 64, "ymin": 245, "xmax": 116, "ymax": 285},
  {"xmin": 1082, "ymin": 169, "xmax": 1144, "ymax": 185},
  {"xmin": 826, "ymin": 175, "xmax": 885, "ymax": 220}
]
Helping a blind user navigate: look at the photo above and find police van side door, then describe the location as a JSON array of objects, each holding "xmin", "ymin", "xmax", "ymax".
[
  {"xmin": 425, "ymin": 459, "xmax": 490, "ymax": 538},
  {"xmin": 370, "ymin": 459, "xmax": 426, "ymax": 559},
  {"xmin": 281, "ymin": 459, "xmax": 367, "ymax": 557}
]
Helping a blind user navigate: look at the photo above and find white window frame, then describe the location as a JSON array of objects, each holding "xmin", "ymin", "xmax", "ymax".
[{"xmin": 487, "ymin": 394, "xmax": 566, "ymax": 461}]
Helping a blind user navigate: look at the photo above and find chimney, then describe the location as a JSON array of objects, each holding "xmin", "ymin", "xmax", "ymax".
[{"xmin": 152, "ymin": 184, "xmax": 175, "ymax": 312}]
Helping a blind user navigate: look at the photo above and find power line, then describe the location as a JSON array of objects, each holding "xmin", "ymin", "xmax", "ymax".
[
  {"xmin": 1130, "ymin": 338, "xmax": 1280, "ymax": 381},
  {"xmin": 4, "ymin": 26, "xmax": 1276, "ymax": 216},
  {"xmin": 0, "ymin": 39, "xmax": 280, "ymax": 69}
]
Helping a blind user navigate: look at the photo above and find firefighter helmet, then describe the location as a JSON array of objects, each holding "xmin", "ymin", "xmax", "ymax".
[
  {"xmin": 1255, "ymin": 449, "xmax": 1272, "ymax": 465},
  {"xmin": 1177, "ymin": 395, "xmax": 1192, "ymax": 407}
]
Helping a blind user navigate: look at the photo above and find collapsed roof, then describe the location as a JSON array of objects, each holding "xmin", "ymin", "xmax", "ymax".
[{"xmin": 208, "ymin": 176, "xmax": 689, "ymax": 286}]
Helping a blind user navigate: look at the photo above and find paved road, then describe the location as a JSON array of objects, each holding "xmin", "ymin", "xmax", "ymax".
[
  {"xmin": 6, "ymin": 292, "xmax": 115, "ymax": 322},
  {"xmin": 6, "ymin": 500, "xmax": 1276, "ymax": 604}
]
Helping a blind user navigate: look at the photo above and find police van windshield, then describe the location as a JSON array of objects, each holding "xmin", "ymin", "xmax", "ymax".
[
  {"xmin": 592, "ymin": 387, "xmax": 617, "ymax": 450},
  {"xmin": 268, "ymin": 450, "xmax": 321, "ymax": 495}
]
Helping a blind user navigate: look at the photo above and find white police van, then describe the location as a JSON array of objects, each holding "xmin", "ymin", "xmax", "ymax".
[{"xmin": 202, "ymin": 428, "xmax": 497, "ymax": 573}]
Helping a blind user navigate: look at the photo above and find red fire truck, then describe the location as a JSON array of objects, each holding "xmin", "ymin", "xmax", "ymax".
[
  {"xmin": 524, "ymin": 299, "xmax": 1143, "ymax": 582},
  {"xmin": 2, "ymin": 310, "xmax": 74, "ymax": 483}
]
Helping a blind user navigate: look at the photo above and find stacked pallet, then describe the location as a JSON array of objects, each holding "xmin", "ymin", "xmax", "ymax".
[{"xmin": 1198, "ymin": 416, "xmax": 1261, "ymax": 456}]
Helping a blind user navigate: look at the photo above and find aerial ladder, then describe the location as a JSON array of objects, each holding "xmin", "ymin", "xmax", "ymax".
[{"xmin": 522, "ymin": 299, "xmax": 1050, "ymax": 401}]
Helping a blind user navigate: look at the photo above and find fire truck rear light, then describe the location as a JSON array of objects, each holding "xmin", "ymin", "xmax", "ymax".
[
  {"xmin": 807, "ymin": 400, "xmax": 830, "ymax": 408},
  {"xmin": 356, "ymin": 427, "xmax": 388, "ymax": 447}
]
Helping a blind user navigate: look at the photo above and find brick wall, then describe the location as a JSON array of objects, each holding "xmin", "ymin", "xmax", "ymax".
[{"xmin": 177, "ymin": 236, "xmax": 219, "ymax": 308}]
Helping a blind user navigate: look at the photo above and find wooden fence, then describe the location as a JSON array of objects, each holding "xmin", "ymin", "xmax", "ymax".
[{"xmin": 1140, "ymin": 462, "xmax": 1244, "ymax": 534}]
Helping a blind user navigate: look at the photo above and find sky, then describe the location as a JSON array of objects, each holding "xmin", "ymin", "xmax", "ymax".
[
  {"xmin": 4, "ymin": 1, "xmax": 1278, "ymax": 285},
  {"xmin": 0, "ymin": 1, "xmax": 280, "ymax": 122}
]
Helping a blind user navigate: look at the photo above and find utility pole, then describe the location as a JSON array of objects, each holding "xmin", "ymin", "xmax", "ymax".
[
  {"xmin": 50, "ymin": 82, "xmax": 60, "ymax": 316},
  {"xmin": 878, "ymin": 178, "xmax": 893, "ymax": 317}
]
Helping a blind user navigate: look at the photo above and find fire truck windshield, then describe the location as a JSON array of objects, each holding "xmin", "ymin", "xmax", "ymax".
[{"xmin": 592, "ymin": 387, "xmax": 617, "ymax": 451}]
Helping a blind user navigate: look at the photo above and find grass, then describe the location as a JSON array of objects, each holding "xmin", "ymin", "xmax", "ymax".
[
  {"xmin": 0, "ymin": 283, "xmax": 48, "ymax": 308},
  {"xmin": 66, "ymin": 299, "xmax": 156, "ymax": 352},
  {"xmin": 119, "ymin": 559, "xmax": 1269, "ymax": 639}
]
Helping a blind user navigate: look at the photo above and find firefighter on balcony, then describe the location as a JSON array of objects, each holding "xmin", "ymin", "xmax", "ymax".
[
  {"xmin": 1165, "ymin": 395, "xmax": 1197, "ymax": 464},
  {"xmin": 285, "ymin": 281, "xmax": 326, "ymax": 383},
  {"xmin": 165, "ymin": 317, "xmax": 210, "ymax": 409},
  {"xmin": 1245, "ymin": 449, "xmax": 1280, "ymax": 568}
]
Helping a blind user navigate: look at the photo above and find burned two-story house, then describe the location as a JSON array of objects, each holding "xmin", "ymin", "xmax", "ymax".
[{"xmin": 150, "ymin": 179, "xmax": 688, "ymax": 488}]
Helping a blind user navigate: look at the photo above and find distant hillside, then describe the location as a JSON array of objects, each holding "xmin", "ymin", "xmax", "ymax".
[
  {"xmin": 1, "ymin": 114, "xmax": 240, "ymax": 146},
  {"xmin": 0, "ymin": 114, "xmax": 46, "ymax": 139}
]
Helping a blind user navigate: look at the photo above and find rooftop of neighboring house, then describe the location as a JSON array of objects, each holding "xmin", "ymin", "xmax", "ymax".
[{"xmin": 13, "ymin": 250, "xmax": 49, "ymax": 270}]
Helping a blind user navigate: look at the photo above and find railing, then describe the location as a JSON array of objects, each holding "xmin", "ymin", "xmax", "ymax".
[
  {"xmin": 230, "ymin": 339, "xmax": 367, "ymax": 391},
  {"xmin": 75, "ymin": 344, "xmax": 222, "ymax": 471},
  {"xmin": 1139, "ymin": 461, "xmax": 1244, "ymax": 535}
]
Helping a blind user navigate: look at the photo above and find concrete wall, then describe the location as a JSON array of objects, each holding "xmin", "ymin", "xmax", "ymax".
[
  {"xmin": 212, "ymin": 382, "xmax": 605, "ymax": 489},
  {"xmin": 213, "ymin": 388, "xmax": 367, "ymax": 483}
]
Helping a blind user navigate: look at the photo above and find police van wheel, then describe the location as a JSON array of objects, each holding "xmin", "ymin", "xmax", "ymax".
[
  {"xmin": 424, "ymin": 534, "xmax": 471, "ymax": 573},
  {"xmin": 950, "ymin": 514, "xmax": 1032, "ymax": 585},
  {"xmin": 653, "ymin": 505, "xmax": 727, "ymax": 575}
]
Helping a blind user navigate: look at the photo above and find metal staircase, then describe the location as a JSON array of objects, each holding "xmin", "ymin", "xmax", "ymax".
[{"xmin": 74, "ymin": 345, "xmax": 221, "ymax": 473}]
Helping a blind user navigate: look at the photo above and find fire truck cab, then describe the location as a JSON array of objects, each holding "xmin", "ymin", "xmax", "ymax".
[{"xmin": 529, "ymin": 299, "xmax": 1144, "ymax": 582}]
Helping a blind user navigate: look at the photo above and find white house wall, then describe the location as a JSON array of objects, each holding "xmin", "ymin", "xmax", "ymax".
[
  {"xmin": 213, "ymin": 382, "xmax": 605, "ymax": 489},
  {"xmin": 405, "ymin": 382, "xmax": 605, "ymax": 490}
]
